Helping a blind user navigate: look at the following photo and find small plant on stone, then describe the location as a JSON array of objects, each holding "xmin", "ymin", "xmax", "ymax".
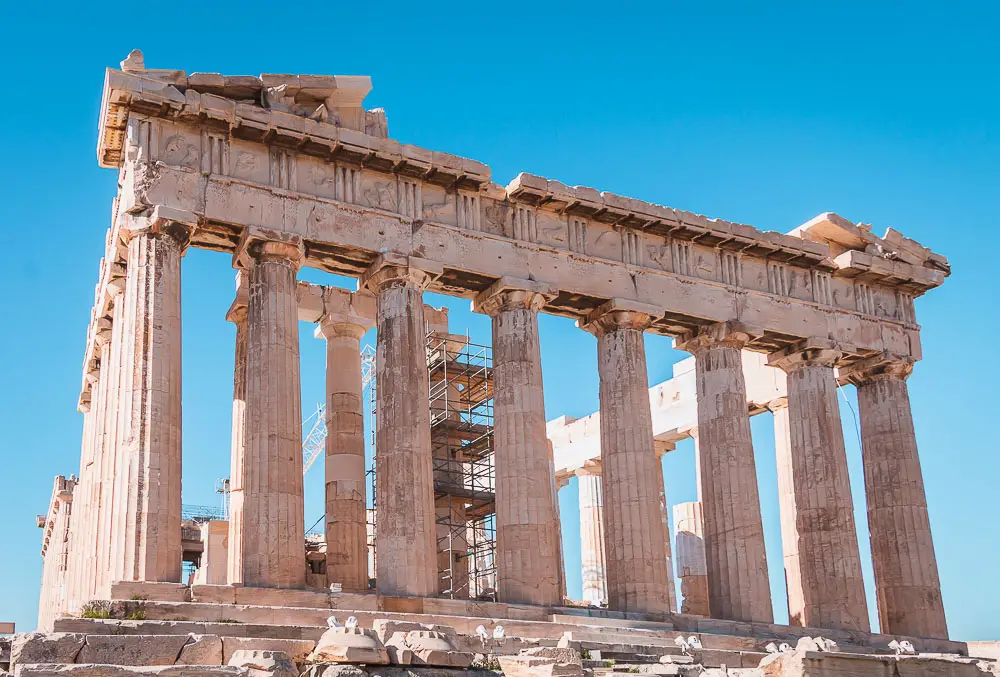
[
  {"xmin": 605, "ymin": 659, "xmax": 617, "ymax": 668},
  {"xmin": 121, "ymin": 600, "xmax": 147, "ymax": 620},
  {"xmin": 80, "ymin": 600, "xmax": 113, "ymax": 619},
  {"xmin": 217, "ymin": 618, "xmax": 241, "ymax": 624},
  {"xmin": 626, "ymin": 666, "xmax": 641, "ymax": 673},
  {"xmin": 581, "ymin": 650, "xmax": 592, "ymax": 660}
]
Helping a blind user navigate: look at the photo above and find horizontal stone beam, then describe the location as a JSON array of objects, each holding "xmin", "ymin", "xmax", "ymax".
[{"xmin": 548, "ymin": 351, "xmax": 787, "ymax": 479}]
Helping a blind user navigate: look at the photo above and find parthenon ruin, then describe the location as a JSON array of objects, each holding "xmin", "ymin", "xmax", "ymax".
[{"xmin": 23, "ymin": 51, "xmax": 982, "ymax": 677}]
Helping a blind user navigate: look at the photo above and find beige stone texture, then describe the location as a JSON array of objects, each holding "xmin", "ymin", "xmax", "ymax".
[
  {"xmin": 10, "ymin": 633, "xmax": 86, "ymax": 667},
  {"xmin": 677, "ymin": 323, "xmax": 772, "ymax": 623},
  {"xmin": 76, "ymin": 635, "xmax": 190, "ymax": 666},
  {"xmin": 307, "ymin": 628, "xmax": 388, "ymax": 665},
  {"xmin": 473, "ymin": 278, "xmax": 561, "ymax": 606},
  {"xmin": 673, "ymin": 501, "xmax": 709, "ymax": 617},
  {"xmin": 769, "ymin": 340, "xmax": 869, "ymax": 632},
  {"xmin": 842, "ymin": 357, "xmax": 948, "ymax": 640},
  {"xmin": 228, "ymin": 649, "xmax": 297, "ymax": 677},
  {"xmin": 584, "ymin": 300, "xmax": 670, "ymax": 614},
  {"xmin": 575, "ymin": 465, "xmax": 606, "ymax": 606},
  {"xmin": 315, "ymin": 288, "xmax": 376, "ymax": 594},
  {"xmin": 175, "ymin": 635, "xmax": 224, "ymax": 665},
  {"xmin": 360, "ymin": 255, "xmax": 440, "ymax": 598},
  {"xmin": 232, "ymin": 238, "xmax": 307, "ymax": 589}
]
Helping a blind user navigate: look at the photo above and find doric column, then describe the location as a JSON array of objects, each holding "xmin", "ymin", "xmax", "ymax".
[
  {"xmin": 843, "ymin": 356, "xmax": 948, "ymax": 638},
  {"xmin": 673, "ymin": 501, "xmax": 709, "ymax": 616},
  {"xmin": 232, "ymin": 234, "xmax": 306, "ymax": 589},
  {"xmin": 676, "ymin": 322, "xmax": 772, "ymax": 623},
  {"xmin": 314, "ymin": 289, "xmax": 375, "ymax": 593},
  {"xmin": 582, "ymin": 299, "xmax": 670, "ymax": 614},
  {"xmin": 473, "ymin": 278, "xmax": 561, "ymax": 605},
  {"xmin": 769, "ymin": 339, "xmax": 869, "ymax": 631},
  {"xmin": 113, "ymin": 217, "xmax": 188, "ymax": 583},
  {"xmin": 575, "ymin": 463, "xmax": 607, "ymax": 606},
  {"xmin": 225, "ymin": 273, "xmax": 248, "ymax": 585},
  {"xmin": 653, "ymin": 443, "xmax": 678, "ymax": 612},
  {"xmin": 360, "ymin": 254, "xmax": 440, "ymax": 597}
]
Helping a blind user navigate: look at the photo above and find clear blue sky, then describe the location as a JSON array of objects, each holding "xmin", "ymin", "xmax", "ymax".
[{"xmin": 1, "ymin": 0, "xmax": 998, "ymax": 640}]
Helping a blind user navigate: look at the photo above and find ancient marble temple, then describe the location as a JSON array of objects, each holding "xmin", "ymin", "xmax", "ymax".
[{"xmin": 36, "ymin": 51, "xmax": 955, "ymax": 663}]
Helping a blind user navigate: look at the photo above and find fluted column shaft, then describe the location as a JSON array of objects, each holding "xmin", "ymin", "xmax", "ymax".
[
  {"xmin": 364, "ymin": 260, "xmax": 437, "ymax": 597},
  {"xmin": 846, "ymin": 359, "xmax": 948, "ymax": 638},
  {"xmin": 477, "ymin": 286, "xmax": 561, "ymax": 605},
  {"xmin": 589, "ymin": 305, "xmax": 669, "ymax": 613},
  {"xmin": 114, "ymin": 224, "xmax": 186, "ymax": 583},
  {"xmin": 678, "ymin": 324, "xmax": 772, "ymax": 622},
  {"xmin": 226, "ymin": 278, "xmax": 248, "ymax": 586},
  {"xmin": 577, "ymin": 467, "xmax": 607, "ymax": 605},
  {"xmin": 236, "ymin": 241, "xmax": 306, "ymax": 588},
  {"xmin": 316, "ymin": 319, "xmax": 372, "ymax": 592},
  {"xmin": 673, "ymin": 500, "xmax": 710, "ymax": 616},
  {"xmin": 770, "ymin": 341, "xmax": 869, "ymax": 631}
]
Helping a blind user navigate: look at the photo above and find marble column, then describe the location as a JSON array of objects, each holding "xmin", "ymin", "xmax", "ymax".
[
  {"xmin": 677, "ymin": 323, "xmax": 772, "ymax": 623},
  {"xmin": 114, "ymin": 221, "xmax": 187, "ymax": 583},
  {"xmin": 474, "ymin": 280, "xmax": 561, "ymax": 605},
  {"xmin": 843, "ymin": 357, "xmax": 948, "ymax": 639},
  {"xmin": 654, "ymin": 444, "xmax": 678, "ymax": 612},
  {"xmin": 233, "ymin": 239, "xmax": 306, "ymax": 589},
  {"xmin": 225, "ymin": 274, "xmax": 248, "ymax": 585},
  {"xmin": 673, "ymin": 501, "xmax": 709, "ymax": 616},
  {"xmin": 584, "ymin": 300, "xmax": 670, "ymax": 614},
  {"xmin": 769, "ymin": 339, "xmax": 869, "ymax": 632},
  {"xmin": 361, "ymin": 256, "xmax": 439, "ymax": 597},
  {"xmin": 576, "ymin": 464, "xmax": 607, "ymax": 606},
  {"xmin": 314, "ymin": 298, "xmax": 375, "ymax": 593}
]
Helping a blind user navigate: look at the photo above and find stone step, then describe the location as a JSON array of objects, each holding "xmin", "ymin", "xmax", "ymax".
[{"xmin": 16, "ymin": 666, "xmax": 241, "ymax": 677}]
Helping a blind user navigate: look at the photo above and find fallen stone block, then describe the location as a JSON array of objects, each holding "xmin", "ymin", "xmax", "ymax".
[
  {"xmin": 382, "ymin": 632, "xmax": 472, "ymax": 669},
  {"xmin": 221, "ymin": 638, "xmax": 315, "ymax": 665},
  {"xmin": 758, "ymin": 637, "xmax": 991, "ymax": 677},
  {"xmin": 497, "ymin": 655, "xmax": 583, "ymax": 677},
  {"xmin": 228, "ymin": 650, "xmax": 297, "ymax": 677},
  {"xmin": 370, "ymin": 622, "xmax": 457, "ymax": 645},
  {"xmin": 520, "ymin": 647, "xmax": 582, "ymax": 666},
  {"xmin": 76, "ymin": 635, "xmax": 190, "ymax": 666},
  {"xmin": 307, "ymin": 628, "xmax": 389, "ymax": 665},
  {"xmin": 10, "ymin": 634, "xmax": 87, "ymax": 667},
  {"xmin": 176, "ymin": 635, "xmax": 223, "ymax": 666}
]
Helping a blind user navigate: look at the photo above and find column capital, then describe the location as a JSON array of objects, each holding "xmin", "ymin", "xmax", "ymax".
[
  {"xmin": 120, "ymin": 207, "xmax": 194, "ymax": 250},
  {"xmin": 675, "ymin": 321, "xmax": 762, "ymax": 354},
  {"xmin": 766, "ymin": 396, "xmax": 788, "ymax": 412},
  {"xmin": 232, "ymin": 227, "xmax": 304, "ymax": 271},
  {"xmin": 471, "ymin": 276, "xmax": 556, "ymax": 316},
  {"xmin": 654, "ymin": 440, "xmax": 676, "ymax": 459},
  {"xmin": 839, "ymin": 352, "xmax": 914, "ymax": 386},
  {"xmin": 226, "ymin": 271, "xmax": 248, "ymax": 323},
  {"xmin": 768, "ymin": 337, "xmax": 853, "ymax": 372},
  {"xmin": 359, "ymin": 253, "xmax": 442, "ymax": 294},
  {"xmin": 579, "ymin": 298, "xmax": 662, "ymax": 336},
  {"xmin": 314, "ymin": 287, "xmax": 376, "ymax": 340},
  {"xmin": 574, "ymin": 459, "xmax": 603, "ymax": 477}
]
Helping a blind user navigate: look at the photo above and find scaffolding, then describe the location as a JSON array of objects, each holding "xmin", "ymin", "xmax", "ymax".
[{"xmin": 367, "ymin": 331, "xmax": 497, "ymax": 600}]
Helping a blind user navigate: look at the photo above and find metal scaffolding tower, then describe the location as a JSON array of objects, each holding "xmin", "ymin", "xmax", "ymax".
[{"xmin": 367, "ymin": 331, "xmax": 497, "ymax": 600}]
